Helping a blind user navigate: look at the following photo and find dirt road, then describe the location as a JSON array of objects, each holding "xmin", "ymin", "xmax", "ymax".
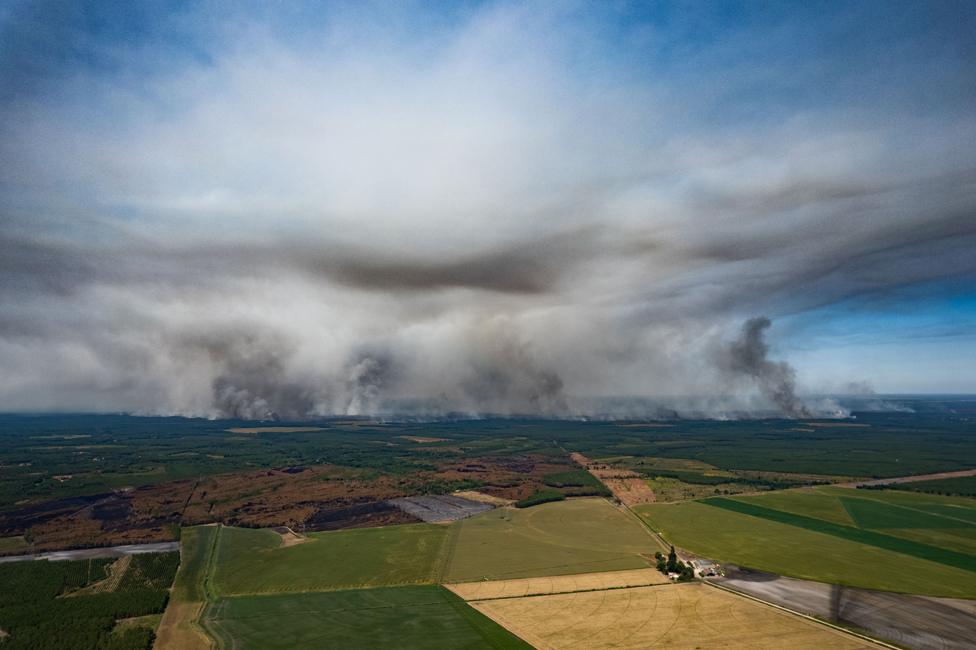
[
  {"xmin": 846, "ymin": 468, "xmax": 976, "ymax": 487},
  {"xmin": 0, "ymin": 540, "xmax": 179, "ymax": 563}
]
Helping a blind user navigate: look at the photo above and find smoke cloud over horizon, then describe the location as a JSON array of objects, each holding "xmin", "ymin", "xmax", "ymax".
[{"xmin": 0, "ymin": 2, "xmax": 974, "ymax": 418}]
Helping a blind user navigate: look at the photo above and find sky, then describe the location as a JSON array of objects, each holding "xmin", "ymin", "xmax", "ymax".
[{"xmin": 0, "ymin": 0, "xmax": 974, "ymax": 418}]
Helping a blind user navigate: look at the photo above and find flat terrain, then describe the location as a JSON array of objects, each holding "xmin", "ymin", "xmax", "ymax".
[
  {"xmin": 471, "ymin": 582, "xmax": 881, "ymax": 650},
  {"xmin": 446, "ymin": 567, "xmax": 669, "ymax": 600},
  {"xmin": 204, "ymin": 585, "xmax": 530, "ymax": 649},
  {"xmin": 729, "ymin": 487, "xmax": 976, "ymax": 557},
  {"xmin": 717, "ymin": 567, "xmax": 976, "ymax": 650},
  {"xmin": 638, "ymin": 498, "xmax": 976, "ymax": 598},
  {"xmin": 444, "ymin": 498, "xmax": 656, "ymax": 583},
  {"xmin": 211, "ymin": 523, "xmax": 448, "ymax": 595}
]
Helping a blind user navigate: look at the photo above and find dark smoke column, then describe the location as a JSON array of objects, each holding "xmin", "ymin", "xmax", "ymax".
[{"xmin": 725, "ymin": 317, "xmax": 811, "ymax": 418}]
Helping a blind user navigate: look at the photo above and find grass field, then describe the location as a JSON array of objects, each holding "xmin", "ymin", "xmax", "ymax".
[
  {"xmin": 204, "ymin": 586, "xmax": 530, "ymax": 649},
  {"xmin": 211, "ymin": 523, "xmax": 448, "ymax": 595},
  {"xmin": 446, "ymin": 568, "xmax": 669, "ymax": 600},
  {"xmin": 876, "ymin": 475, "xmax": 976, "ymax": 497},
  {"xmin": 470, "ymin": 583, "xmax": 880, "ymax": 649},
  {"xmin": 156, "ymin": 526, "xmax": 219, "ymax": 650},
  {"xmin": 703, "ymin": 497, "xmax": 976, "ymax": 573},
  {"xmin": 732, "ymin": 487, "xmax": 976, "ymax": 556},
  {"xmin": 171, "ymin": 525, "xmax": 219, "ymax": 603},
  {"xmin": 638, "ymin": 500, "xmax": 976, "ymax": 598},
  {"xmin": 444, "ymin": 498, "xmax": 656, "ymax": 583},
  {"xmin": 0, "ymin": 536, "xmax": 27, "ymax": 554}
]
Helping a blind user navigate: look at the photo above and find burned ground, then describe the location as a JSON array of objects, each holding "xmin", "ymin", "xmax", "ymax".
[{"xmin": 0, "ymin": 453, "xmax": 574, "ymax": 552}]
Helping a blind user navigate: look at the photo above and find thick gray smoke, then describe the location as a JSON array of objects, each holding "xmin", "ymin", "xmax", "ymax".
[
  {"xmin": 721, "ymin": 317, "xmax": 812, "ymax": 418},
  {"xmin": 0, "ymin": 2, "xmax": 973, "ymax": 416}
]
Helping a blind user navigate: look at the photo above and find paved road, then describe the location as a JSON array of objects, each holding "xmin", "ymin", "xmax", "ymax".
[
  {"xmin": 0, "ymin": 541, "xmax": 179, "ymax": 563},
  {"xmin": 713, "ymin": 567, "xmax": 976, "ymax": 650}
]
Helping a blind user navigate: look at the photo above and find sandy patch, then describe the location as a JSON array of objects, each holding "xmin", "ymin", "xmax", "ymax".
[{"xmin": 272, "ymin": 526, "xmax": 308, "ymax": 547}]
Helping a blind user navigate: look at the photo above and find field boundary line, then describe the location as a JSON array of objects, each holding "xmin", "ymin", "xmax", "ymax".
[
  {"xmin": 621, "ymin": 502, "xmax": 671, "ymax": 553},
  {"xmin": 435, "ymin": 519, "xmax": 462, "ymax": 583},
  {"xmin": 463, "ymin": 581, "xmax": 677, "ymax": 602},
  {"xmin": 705, "ymin": 580, "xmax": 898, "ymax": 650}
]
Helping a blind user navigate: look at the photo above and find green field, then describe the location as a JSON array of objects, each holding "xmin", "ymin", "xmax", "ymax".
[
  {"xmin": 702, "ymin": 497, "xmax": 976, "ymax": 573},
  {"xmin": 0, "ymin": 535, "xmax": 28, "ymax": 554},
  {"xmin": 204, "ymin": 585, "xmax": 530, "ymax": 649},
  {"xmin": 874, "ymin": 475, "xmax": 976, "ymax": 497},
  {"xmin": 732, "ymin": 487, "xmax": 976, "ymax": 555},
  {"xmin": 638, "ymin": 493, "xmax": 976, "ymax": 598},
  {"xmin": 171, "ymin": 525, "xmax": 219, "ymax": 603},
  {"xmin": 211, "ymin": 523, "xmax": 448, "ymax": 595},
  {"xmin": 444, "ymin": 497, "xmax": 655, "ymax": 582}
]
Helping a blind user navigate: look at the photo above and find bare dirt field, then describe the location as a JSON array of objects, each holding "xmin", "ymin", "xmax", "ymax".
[
  {"xmin": 452, "ymin": 490, "xmax": 513, "ymax": 507},
  {"xmin": 271, "ymin": 526, "xmax": 307, "ymax": 547},
  {"xmin": 471, "ymin": 582, "xmax": 882, "ymax": 650},
  {"xmin": 716, "ymin": 567, "xmax": 976, "ymax": 650},
  {"xmin": 571, "ymin": 452, "xmax": 656, "ymax": 506},
  {"xmin": 398, "ymin": 435, "xmax": 450, "ymax": 443},
  {"xmin": 599, "ymin": 477, "xmax": 656, "ymax": 506},
  {"xmin": 388, "ymin": 494, "xmax": 494, "ymax": 523},
  {"xmin": 446, "ymin": 567, "xmax": 669, "ymax": 600}
]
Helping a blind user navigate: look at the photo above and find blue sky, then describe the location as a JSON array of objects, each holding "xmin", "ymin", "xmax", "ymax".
[{"xmin": 0, "ymin": 1, "xmax": 973, "ymax": 416}]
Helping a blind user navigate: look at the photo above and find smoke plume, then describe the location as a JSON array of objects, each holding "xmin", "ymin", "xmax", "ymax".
[{"xmin": 721, "ymin": 317, "xmax": 812, "ymax": 418}]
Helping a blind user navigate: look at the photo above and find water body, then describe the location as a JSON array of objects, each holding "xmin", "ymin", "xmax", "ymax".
[{"xmin": 0, "ymin": 541, "xmax": 179, "ymax": 564}]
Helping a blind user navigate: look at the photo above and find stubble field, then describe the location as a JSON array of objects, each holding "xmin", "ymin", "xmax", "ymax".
[{"xmin": 468, "ymin": 582, "xmax": 882, "ymax": 650}]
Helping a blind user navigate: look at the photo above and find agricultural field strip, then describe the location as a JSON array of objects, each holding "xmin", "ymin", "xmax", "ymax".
[
  {"xmin": 447, "ymin": 568, "xmax": 670, "ymax": 601},
  {"xmin": 470, "ymin": 582, "xmax": 882, "ymax": 650},
  {"xmin": 703, "ymin": 497, "xmax": 976, "ymax": 572},
  {"xmin": 841, "ymin": 493, "xmax": 976, "ymax": 526}
]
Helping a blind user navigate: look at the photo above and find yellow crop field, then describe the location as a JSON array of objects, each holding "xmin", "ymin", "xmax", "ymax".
[
  {"xmin": 446, "ymin": 567, "xmax": 669, "ymax": 600},
  {"xmin": 471, "ymin": 583, "xmax": 882, "ymax": 650}
]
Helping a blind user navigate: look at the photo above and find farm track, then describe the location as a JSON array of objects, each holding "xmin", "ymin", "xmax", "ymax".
[{"xmin": 846, "ymin": 468, "xmax": 976, "ymax": 488}]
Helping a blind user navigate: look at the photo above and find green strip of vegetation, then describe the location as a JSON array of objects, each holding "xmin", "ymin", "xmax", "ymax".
[
  {"xmin": 515, "ymin": 489, "xmax": 566, "ymax": 508},
  {"xmin": 701, "ymin": 497, "xmax": 976, "ymax": 573}
]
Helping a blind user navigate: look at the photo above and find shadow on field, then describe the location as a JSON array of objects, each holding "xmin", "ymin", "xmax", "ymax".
[{"xmin": 716, "ymin": 566, "xmax": 976, "ymax": 650}]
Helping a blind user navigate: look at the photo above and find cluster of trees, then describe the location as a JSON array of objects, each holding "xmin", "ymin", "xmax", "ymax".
[
  {"xmin": 0, "ymin": 553, "xmax": 179, "ymax": 650},
  {"xmin": 542, "ymin": 470, "xmax": 612, "ymax": 498},
  {"xmin": 515, "ymin": 489, "xmax": 566, "ymax": 508},
  {"xmin": 654, "ymin": 546, "xmax": 695, "ymax": 581}
]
